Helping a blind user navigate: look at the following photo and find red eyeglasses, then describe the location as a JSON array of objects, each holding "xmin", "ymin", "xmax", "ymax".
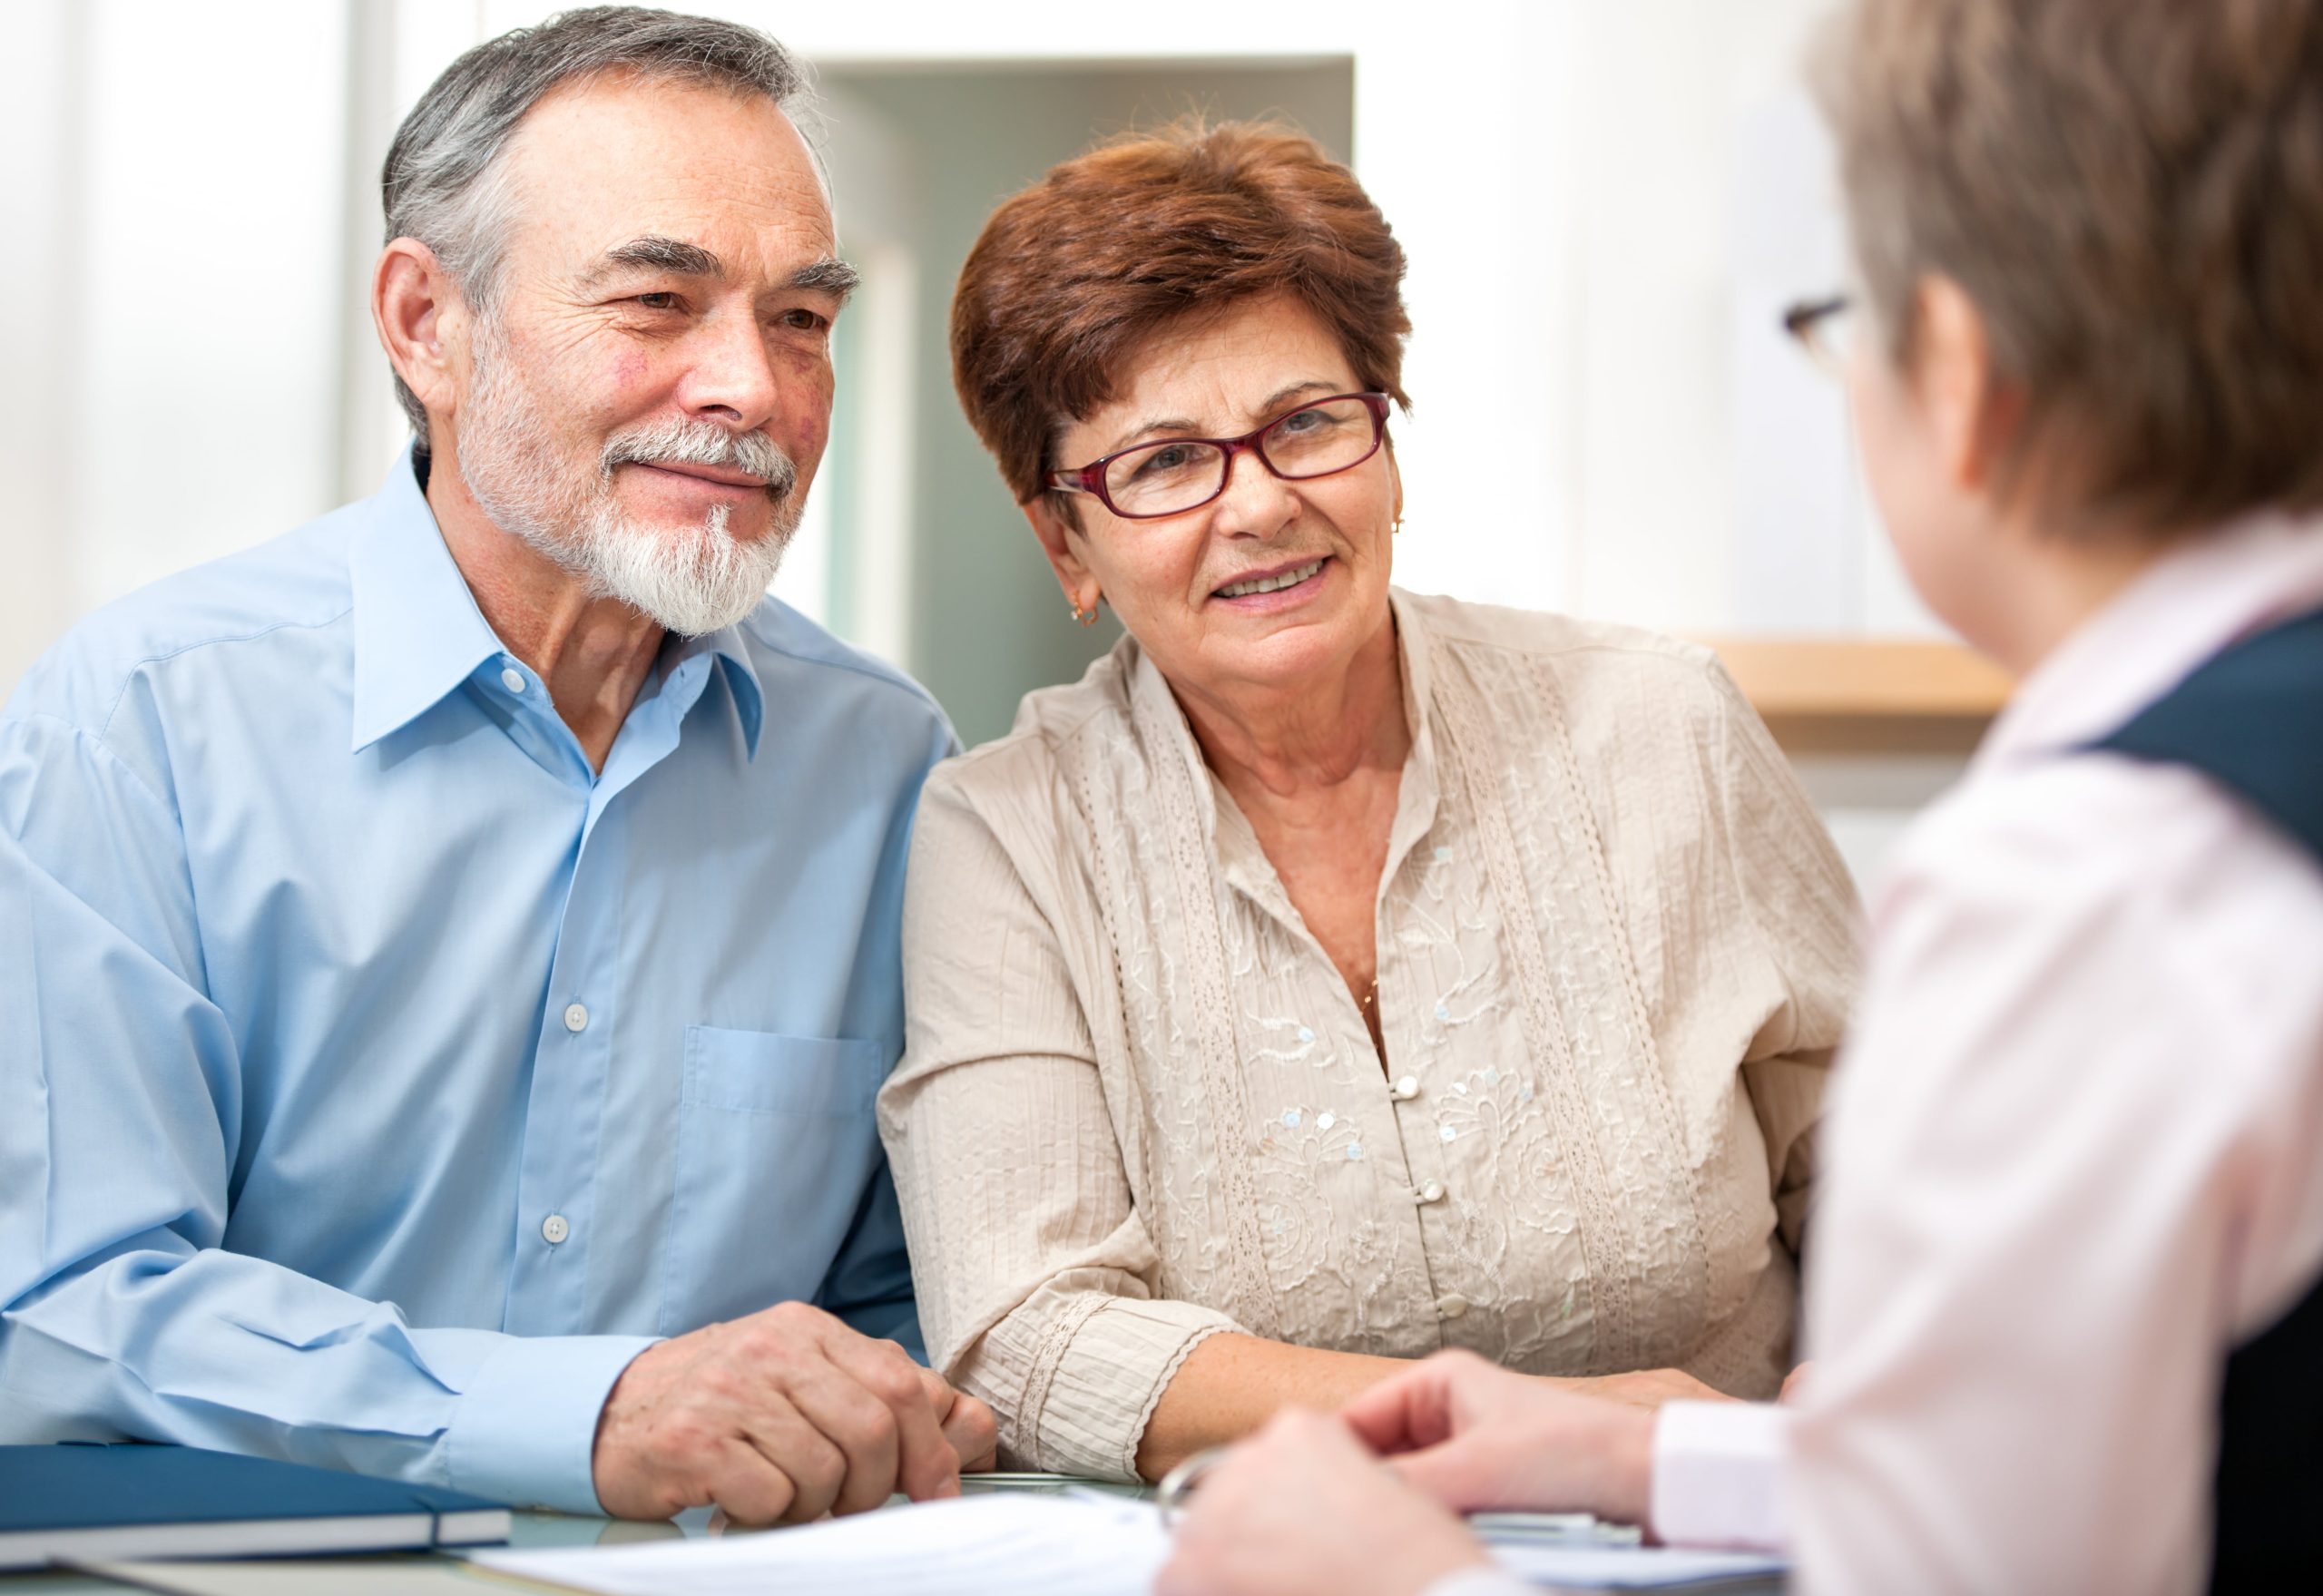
[{"xmin": 1049, "ymin": 392, "xmax": 1392, "ymax": 520}]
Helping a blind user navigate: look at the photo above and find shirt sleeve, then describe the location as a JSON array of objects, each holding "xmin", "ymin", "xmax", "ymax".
[
  {"xmin": 1786, "ymin": 759, "xmax": 2323, "ymax": 1596},
  {"xmin": 1419, "ymin": 1569, "xmax": 1536, "ymax": 1596},
  {"xmin": 877, "ymin": 770, "xmax": 1240, "ymax": 1480},
  {"xmin": 1709, "ymin": 662, "xmax": 1863, "ymax": 1258},
  {"xmin": 0, "ymin": 715, "xmax": 652, "ymax": 1513}
]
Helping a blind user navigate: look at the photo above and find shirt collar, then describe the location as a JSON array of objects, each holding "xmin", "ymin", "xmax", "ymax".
[
  {"xmin": 661, "ymin": 622, "xmax": 766, "ymax": 760},
  {"xmin": 1978, "ymin": 513, "xmax": 2323, "ymax": 775},
  {"xmin": 345, "ymin": 445, "xmax": 768, "ymax": 760},
  {"xmin": 348, "ymin": 446, "xmax": 506, "ymax": 754}
]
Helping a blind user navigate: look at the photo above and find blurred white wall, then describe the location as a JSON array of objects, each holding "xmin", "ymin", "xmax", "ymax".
[
  {"xmin": 1, "ymin": 0, "xmax": 1962, "ymax": 884},
  {"xmin": 4, "ymin": 1, "xmax": 351, "ymax": 684}
]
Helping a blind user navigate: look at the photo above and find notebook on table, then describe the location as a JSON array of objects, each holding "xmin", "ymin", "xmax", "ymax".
[{"xmin": 0, "ymin": 1444, "xmax": 511, "ymax": 1570}]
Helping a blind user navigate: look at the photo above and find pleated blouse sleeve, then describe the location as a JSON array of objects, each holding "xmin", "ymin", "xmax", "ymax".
[{"xmin": 877, "ymin": 759, "xmax": 1242, "ymax": 1481}]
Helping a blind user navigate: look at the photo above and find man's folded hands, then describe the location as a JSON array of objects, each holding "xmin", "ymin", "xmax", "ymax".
[{"xmin": 590, "ymin": 1300, "xmax": 996, "ymax": 1523}]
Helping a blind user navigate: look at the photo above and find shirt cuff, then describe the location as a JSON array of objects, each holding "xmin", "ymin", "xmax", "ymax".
[
  {"xmin": 444, "ymin": 1333, "xmax": 660, "ymax": 1513},
  {"xmin": 1020, "ymin": 1297, "xmax": 1240, "ymax": 1480},
  {"xmin": 1422, "ymin": 1567, "xmax": 1535, "ymax": 1596},
  {"xmin": 1651, "ymin": 1399, "xmax": 1793, "ymax": 1552}
]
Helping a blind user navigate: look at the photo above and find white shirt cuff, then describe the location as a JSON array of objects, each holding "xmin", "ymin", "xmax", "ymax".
[
  {"xmin": 444, "ymin": 1333, "xmax": 660, "ymax": 1513},
  {"xmin": 1420, "ymin": 1567, "xmax": 1536, "ymax": 1596},
  {"xmin": 1651, "ymin": 1399, "xmax": 1793, "ymax": 1552}
]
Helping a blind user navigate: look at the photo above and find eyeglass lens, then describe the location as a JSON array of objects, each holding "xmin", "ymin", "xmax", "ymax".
[{"xmin": 1103, "ymin": 397, "xmax": 1381, "ymax": 517}]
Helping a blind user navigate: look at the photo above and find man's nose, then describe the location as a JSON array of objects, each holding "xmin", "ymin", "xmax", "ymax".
[{"xmin": 680, "ymin": 309, "xmax": 784, "ymax": 429}]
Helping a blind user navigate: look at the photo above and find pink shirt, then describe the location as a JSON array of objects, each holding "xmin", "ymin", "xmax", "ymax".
[{"xmin": 1643, "ymin": 518, "xmax": 2323, "ymax": 1593}]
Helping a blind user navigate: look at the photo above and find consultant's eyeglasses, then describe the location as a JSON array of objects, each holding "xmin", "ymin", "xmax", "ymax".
[
  {"xmin": 1049, "ymin": 392, "xmax": 1392, "ymax": 520},
  {"xmin": 1781, "ymin": 295, "xmax": 1855, "ymax": 377}
]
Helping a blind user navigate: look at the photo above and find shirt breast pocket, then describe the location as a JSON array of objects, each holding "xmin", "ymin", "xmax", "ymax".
[{"xmin": 657, "ymin": 1026, "xmax": 887, "ymax": 1337}]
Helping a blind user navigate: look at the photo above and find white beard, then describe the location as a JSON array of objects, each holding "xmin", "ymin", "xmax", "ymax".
[{"xmin": 454, "ymin": 326, "xmax": 802, "ymax": 637}]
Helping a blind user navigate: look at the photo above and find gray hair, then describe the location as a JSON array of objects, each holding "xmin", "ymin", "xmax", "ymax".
[{"xmin": 381, "ymin": 5, "xmax": 815, "ymax": 441}]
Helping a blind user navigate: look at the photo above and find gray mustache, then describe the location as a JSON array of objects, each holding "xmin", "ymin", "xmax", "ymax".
[{"xmin": 602, "ymin": 420, "xmax": 799, "ymax": 499}]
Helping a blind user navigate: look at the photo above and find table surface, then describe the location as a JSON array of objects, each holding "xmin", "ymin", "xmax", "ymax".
[
  {"xmin": 0, "ymin": 1478, "xmax": 1152, "ymax": 1595},
  {"xmin": 2, "ymin": 1478, "xmax": 1783, "ymax": 1594}
]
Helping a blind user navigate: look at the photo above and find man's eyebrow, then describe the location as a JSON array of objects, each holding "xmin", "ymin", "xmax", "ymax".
[
  {"xmin": 585, "ymin": 236, "xmax": 723, "ymax": 284},
  {"xmin": 787, "ymin": 256, "xmax": 862, "ymax": 303}
]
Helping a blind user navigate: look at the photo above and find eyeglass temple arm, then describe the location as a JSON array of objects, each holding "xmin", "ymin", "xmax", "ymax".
[{"xmin": 1781, "ymin": 295, "xmax": 1850, "ymax": 339}]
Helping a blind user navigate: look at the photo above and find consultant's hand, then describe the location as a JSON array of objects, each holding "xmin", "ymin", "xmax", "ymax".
[
  {"xmin": 1343, "ymin": 1350, "xmax": 1658, "ymax": 1529},
  {"xmin": 1155, "ymin": 1409, "xmax": 1494, "ymax": 1596},
  {"xmin": 591, "ymin": 1301, "xmax": 997, "ymax": 1523}
]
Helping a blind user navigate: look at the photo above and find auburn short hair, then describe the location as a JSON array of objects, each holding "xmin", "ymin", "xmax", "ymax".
[
  {"xmin": 1815, "ymin": 0, "xmax": 2323, "ymax": 539},
  {"xmin": 950, "ymin": 119, "xmax": 1412, "ymax": 508}
]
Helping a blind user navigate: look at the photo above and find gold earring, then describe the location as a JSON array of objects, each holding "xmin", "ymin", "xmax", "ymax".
[
  {"xmin": 1393, "ymin": 514, "xmax": 1405, "ymax": 536},
  {"xmin": 1070, "ymin": 593, "xmax": 1100, "ymax": 627}
]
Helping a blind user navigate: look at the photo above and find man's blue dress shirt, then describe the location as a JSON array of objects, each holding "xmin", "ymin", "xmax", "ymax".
[{"xmin": 0, "ymin": 450, "xmax": 955, "ymax": 1513}]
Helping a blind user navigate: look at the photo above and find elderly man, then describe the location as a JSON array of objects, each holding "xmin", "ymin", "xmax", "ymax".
[{"xmin": 0, "ymin": 7, "xmax": 993, "ymax": 1523}]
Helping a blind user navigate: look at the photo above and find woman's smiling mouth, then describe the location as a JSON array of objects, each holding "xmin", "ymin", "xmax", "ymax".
[{"xmin": 1214, "ymin": 556, "xmax": 1328, "ymax": 601}]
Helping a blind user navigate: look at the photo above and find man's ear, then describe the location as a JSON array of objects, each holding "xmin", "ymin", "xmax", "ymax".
[
  {"xmin": 1023, "ymin": 494, "xmax": 1100, "ymax": 612},
  {"xmin": 1911, "ymin": 275, "xmax": 2022, "ymax": 497},
  {"xmin": 373, "ymin": 239, "xmax": 466, "ymax": 429}
]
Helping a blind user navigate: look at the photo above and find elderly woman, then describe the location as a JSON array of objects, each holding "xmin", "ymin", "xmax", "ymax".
[{"xmin": 877, "ymin": 121, "xmax": 1860, "ymax": 1483}]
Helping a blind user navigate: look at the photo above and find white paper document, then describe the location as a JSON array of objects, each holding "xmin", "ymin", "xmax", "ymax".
[
  {"xmin": 469, "ymin": 1493, "xmax": 1786, "ymax": 1594},
  {"xmin": 472, "ymin": 1494, "xmax": 1166, "ymax": 1595}
]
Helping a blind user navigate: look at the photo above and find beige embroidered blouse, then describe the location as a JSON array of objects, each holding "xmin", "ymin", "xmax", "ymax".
[{"xmin": 878, "ymin": 591, "xmax": 1860, "ymax": 1480}]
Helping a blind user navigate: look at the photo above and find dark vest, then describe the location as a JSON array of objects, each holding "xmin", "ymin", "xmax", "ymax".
[{"xmin": 2088, "ymin": 607, "xmax": 2323, "ymax": 1594}]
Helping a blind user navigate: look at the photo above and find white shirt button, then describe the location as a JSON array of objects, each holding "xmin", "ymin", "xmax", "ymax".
[
  {"xmin": 1416, "ymin": 1180, "xmax": 1446, "ymax": 1205},
  {"xmin": 1436, "ymin": 1293, "xmax": 1469, "ymax": 1320},
  {"xmin": 540, "ymin": 1213, "xmax": 570, "ymax": 1245},
  {"xmin": 564, "ymin": 1003, "xmax": 589, "ymax": 1033},
  {"xmin": 500, "ymin": 666, "xmax": 526, "ymax": 693},
  {"xmin": 1391, "ymin": 1074, "xmax": 1421, "ymax": 1102}
]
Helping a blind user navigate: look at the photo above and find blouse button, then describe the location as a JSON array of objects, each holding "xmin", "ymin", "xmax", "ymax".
[
  {"xmin": 1391, "ymin": 1074, "xmax": 1421, "ymax": 1102},
  {"xmin": 1416, "ymin": 1180, "xmax": 1446, "ymax": 1205},
  {"xmin": 1436, "ymin": 1293, "xmax": 1469, "ymax": 1320}
]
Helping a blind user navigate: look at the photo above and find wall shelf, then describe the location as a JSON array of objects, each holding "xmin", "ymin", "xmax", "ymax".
[{"xmin": 1695, "ymin": 637, "xmax": 2015, "ymax": 755}]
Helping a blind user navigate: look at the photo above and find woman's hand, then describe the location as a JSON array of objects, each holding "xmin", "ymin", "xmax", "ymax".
[
  {"xmin": 1154, "ymin": 1409, "xmax": 1494, "ymax": 1596},
  {"xmin": 1560, "ymin": 1366, "xmax": 1731, "ymax": 1409},
  {"xmin": 1342, "ymin": 1350, "xmax": 1659, "ymax": 1529}
]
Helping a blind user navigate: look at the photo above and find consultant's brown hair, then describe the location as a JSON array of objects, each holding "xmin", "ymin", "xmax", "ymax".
[
  {"xmin": 950, "ymin": 118, "xmax": 1412, "ymax": 510},
  {"xmin": 1814, "ymin": 0, "xmax": 2323, "ymax": 539}
]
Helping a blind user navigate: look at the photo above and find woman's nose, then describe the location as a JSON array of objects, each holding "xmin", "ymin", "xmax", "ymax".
[{"xmin": 1210, "ymin": 444, "xmax": 1299, "ymax": 537}]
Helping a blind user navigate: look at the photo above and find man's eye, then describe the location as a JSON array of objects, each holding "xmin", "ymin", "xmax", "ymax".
[
  {"xmin": 633, "ymin": 291, "xmax": 681, "ymax": 311},
  {"xmin": 779, "ymin": 308, "xmax": 830, "ymax": 333}
]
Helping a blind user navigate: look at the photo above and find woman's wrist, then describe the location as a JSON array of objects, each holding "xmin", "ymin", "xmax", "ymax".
[{"xmin": 1584, "ymin": 1399, "xmax": 1660, "ymax": 1531}]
